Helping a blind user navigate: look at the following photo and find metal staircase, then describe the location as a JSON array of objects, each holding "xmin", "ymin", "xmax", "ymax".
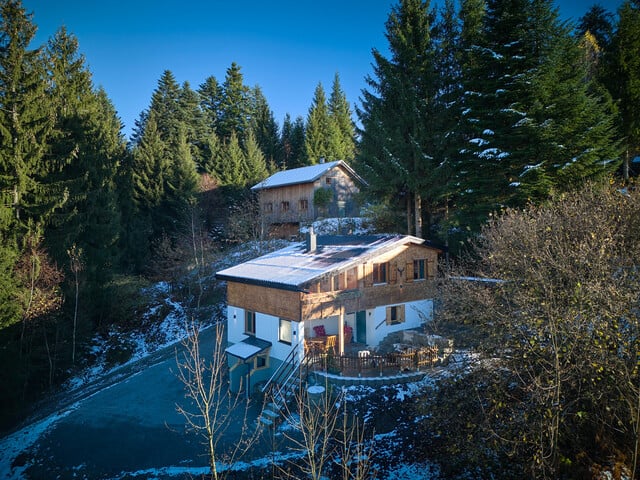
[{"xmin": 258, "ymin": 346, "xmax": 314, "ymax": 427}]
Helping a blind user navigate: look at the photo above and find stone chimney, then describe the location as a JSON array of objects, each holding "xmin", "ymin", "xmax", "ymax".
[{"xmin": 306, "ymin": 225, "xmax": 317, "ymax": 253}]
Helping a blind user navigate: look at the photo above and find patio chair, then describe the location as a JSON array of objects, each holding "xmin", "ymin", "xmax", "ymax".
[{"xmin": 324, "ymin": 335, "xmax": 337, "ymax": 355}]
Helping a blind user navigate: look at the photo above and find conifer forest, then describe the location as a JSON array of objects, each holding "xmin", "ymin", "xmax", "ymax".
[{"xmin": 1, "ymin": 0, "xmax": 640, "ymax": 477}]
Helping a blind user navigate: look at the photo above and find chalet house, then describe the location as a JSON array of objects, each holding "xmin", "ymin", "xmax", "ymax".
[
  {"xmin": 215, "ymin": 230, "xmax": 442, "ymax": 394},
  {"xmin": 251, "ymin": 160, "xmax": 365, "ymax": 237}
]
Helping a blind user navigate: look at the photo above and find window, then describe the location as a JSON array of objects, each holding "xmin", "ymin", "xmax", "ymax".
[
  {"xmin": 281, "ymin": 201, "xmax": 290, "ymax": 212},
  {"xmin": 263, "ymin": 202, "xmax": 273, "ymax": 213},
  {"xmin": 413, "ymin": 259, "xmax": 426, "ymax": 280},
  {"xmin": 299, "ymin": 199, "xmax": 309, "ymax": 211},
  {"xmin": 386, "ymin": 305, "xmax": 406, "ymax": 325},
  {"xmin": 254, "ymin": 354, "xmax": 268, "ymax": 370},
  {"xmin": 279, "ymin": 318, "xmax": 292, "ymax": 344},
  {"xmin": 373, "ymin": 262, "xmax": 387, "ymax": 284},
  {"xmin": 346, "ymin": 267, "xmax": 358, "ymax": 290},
  {"xmin": 325, "ymin": 177, "xmax": 332, "ymax": 185},
  {"xmin": 245, "ymin": 311, "xmax": 256, "ymax": 335}
]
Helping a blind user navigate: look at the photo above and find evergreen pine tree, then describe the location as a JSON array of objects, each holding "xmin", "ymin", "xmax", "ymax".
[
  {"xmin": 161, "ymin": 123, "xmax": 199, "ymax": 230},
  {"xmin": 577, "ymin": 5, "xmax": 614, "ymax": 52},
  {"xmin": 201, "ymin": 131, "xmax": 222, "ymax": 177},
  {"xmin": 131, "ymin": 112, "xmax": 168, "ymax": 223},
  {"xmin": 608, "ymin": 1, "xmax": 640, "ymax": 179},
  {"xmin": 328, "ymin": 72, "xmax": 356, "ymax": 162},
  {"xmin": 249, "ymin": 86, "xmax": 280, "ymax": 168},
  {"xmin": 279, "ymin": 114, "xmax": 306, "ymax": 169},
  {"xmin": 218, "ymin": 131, "xmax": 246, "ymax": 186},
  {"xmin": 357, "ymin": 0, "xmax": 441, "ymax": 237},
  {"xmin": 305, "ymin": 82, "xmax": 331, "ymax": 163},
  {"xmin": 178, "ymin": 81, "xmax": 208, "ymax": 170},
  {"xmin": 148, "ymin": 70, "xmax": 182, "ymax": 143},
  {"xmin": 43, "ymin": 28, "xmax": 124, "ymax": 288},
  {"xmin": 0, "ymin": 0, "xmax": 54, "ymax": 236},
  {"xmin": 198, "ymin": 75, "xmax": 221, "ymax": 132},
  {"xmin": 218, "ymin": 62, "xmax": 251, "ymax": 142},
  {"xmin": 243, "ymin": 129, "xmax": 269, "ymax": 186},
  {"xmin": 451, "ymin": 0, "xmax": 620, "ymax": 235},
  {"xmin": 0, "ymin": 0, "xmax": 54, "ymax": 327}
]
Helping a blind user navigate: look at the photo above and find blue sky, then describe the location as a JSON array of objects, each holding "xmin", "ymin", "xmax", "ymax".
[{"xmin": 24, "ymin": 0, "xmax": 624, "ymax": 139}]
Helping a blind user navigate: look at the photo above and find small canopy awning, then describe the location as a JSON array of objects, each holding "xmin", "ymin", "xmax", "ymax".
[{"xmin": 225, "ymin": 336, "xmax": 272, "ymax": 361}]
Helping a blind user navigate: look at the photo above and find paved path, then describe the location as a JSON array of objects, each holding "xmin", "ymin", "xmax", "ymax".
[{"xmin": 3, "ymin": 326, "xmax": 267, "ymax": 480}]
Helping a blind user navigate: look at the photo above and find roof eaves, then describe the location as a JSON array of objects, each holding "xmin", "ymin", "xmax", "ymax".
[{"xmin": 215, "ymin": 273, "xmax": 309, "ymax": 293}]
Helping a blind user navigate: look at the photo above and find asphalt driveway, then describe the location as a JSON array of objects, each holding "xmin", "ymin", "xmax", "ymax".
[{"xmin": 5, "ymin": 327, "xmax": 267, "ymax": 480}]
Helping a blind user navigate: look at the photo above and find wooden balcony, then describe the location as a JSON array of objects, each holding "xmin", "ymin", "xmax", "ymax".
[{"xmin": 303, "ymin": 342, "xmax": 439, "ymax": 378}]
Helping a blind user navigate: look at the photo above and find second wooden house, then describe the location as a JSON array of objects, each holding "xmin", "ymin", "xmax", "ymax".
[{"xmin": 251, "ymin": 160, "xmax": 365, "ymax": 238}]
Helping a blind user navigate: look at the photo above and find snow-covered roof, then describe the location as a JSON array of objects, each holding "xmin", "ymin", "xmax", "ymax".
[
  {"xmin": 250, "ymin": 160, "xmax": 364, "ymax": 191},
  {"xmin": 216, "ymin": 234, "xmax": 440, "ymax": 292},
  {"xmin": 225, "ymin": 336, "xmax": 272, "ymax": 360}
]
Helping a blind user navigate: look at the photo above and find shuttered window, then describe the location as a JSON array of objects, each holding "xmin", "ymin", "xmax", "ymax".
[{"xmin": 386, "ymin": 305, "xmax": 406, "ymax": 325}]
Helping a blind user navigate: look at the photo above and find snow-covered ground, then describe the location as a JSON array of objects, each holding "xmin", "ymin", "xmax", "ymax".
[{"xmin": 0, "ymin": 223, "xmax": 463, "ymax": 479}]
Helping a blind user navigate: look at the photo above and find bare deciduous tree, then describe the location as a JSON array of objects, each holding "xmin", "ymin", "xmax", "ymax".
[
  {"xmin": 175, "ymin": 320, "xmax": 260, "ymax": 480},
  {"xmin": 67, "ymin": 243, "xmax": 83, "ymax": 365},
  {"xmin": 276, "ymin": 380, "xmax": 376, "ymax": 479},
  {"xmin": 438, "ymin": 183, "xmax": 640, "ymax": 477}
]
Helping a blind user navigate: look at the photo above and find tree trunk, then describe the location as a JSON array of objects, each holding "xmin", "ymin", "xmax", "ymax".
[
  {"xmin": 624, "ymin": 147, "xmax": 630, "ymax": 182},
  {"xmin": 414, "ymin": 193, "xmax": 423, "ymax": 238},
  {"xmin": 406, "ymin": 193, "xmax": 412, "ymax": 235}
]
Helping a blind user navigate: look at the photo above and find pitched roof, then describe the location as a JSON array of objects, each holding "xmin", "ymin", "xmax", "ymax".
[
  {"xmin": 215, "ymin": 234, "xmax": 440, "ymax": 292},
  {"xmin": 250, "ymin": 160, "xmax": 364, "ymax": 191}
]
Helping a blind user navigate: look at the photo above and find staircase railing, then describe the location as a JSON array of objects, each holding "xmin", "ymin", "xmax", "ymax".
[{"xmin": 261, "ymin": 345, "xmax": 300, "ymax": 395}]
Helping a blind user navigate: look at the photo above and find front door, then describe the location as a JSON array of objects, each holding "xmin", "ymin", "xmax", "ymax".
[{"xmin": 356, "ymin": 310, "xmax": 367, "ymax": 344}]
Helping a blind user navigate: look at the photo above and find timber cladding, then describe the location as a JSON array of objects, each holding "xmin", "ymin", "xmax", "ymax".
[
  {"xmin": 227, "ymin": 281, "xmax": 303, "ymax": 321},
  {"xmin": 259, "ymin": 182, "xmax": 315, "ymax": 224}
]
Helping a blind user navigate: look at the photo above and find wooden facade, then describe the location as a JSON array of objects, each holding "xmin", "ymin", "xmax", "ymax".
[{"xmin": 255, "ymin": 163, "xmax": 362, "ymax": 233}]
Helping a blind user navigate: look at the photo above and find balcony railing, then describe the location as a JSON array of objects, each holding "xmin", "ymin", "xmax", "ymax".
[{"xmin": 304, "ymin": 345, "xmax": 439, "ymax": 378}]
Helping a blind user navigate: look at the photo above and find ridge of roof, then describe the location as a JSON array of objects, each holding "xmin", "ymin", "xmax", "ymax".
[{"xmin": 250, "ymin": 160, "xmax": 365, "ymax": 191}]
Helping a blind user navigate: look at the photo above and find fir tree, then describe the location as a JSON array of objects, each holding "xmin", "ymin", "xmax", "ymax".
[
  {"xmin": 161, "ymin": 123, "xmax": 199, "ymax": 230},
  {"xmin": 177, "ymin": 81, "xmax": 208, "ymax": 170},
  {"xmin": 198, "ymin": 75, "xmax": 221, "ymax": 135},
  {"xmin": 131, "ymin": 112, "xmax": 167, "ymax": 218},
  {"xmin": 328, "ymin": 72, "xmax": 356, "ymax": 162},
  {"xmin": 357, "ymin": 0, "xmax": 441, "ymax": 237},
  {"xmin": 43, "ymin": 28, "xmax": 124, "ymax": 288},
  {"xmin": 305, "ymin": 82, "xmax": 331, "ymax": 163},
  {"xmin": 148, "ymin": 70, "xmax": 181, "ymax": 143},
  {"xmin": 577, "ymin": 4, "xmax": 614, "ymax": 52},
  {"xmin": 0, "ymin": 0, "xmax": 54, "ymax": 327},
  {"xmin": 608, "ymin": 1, "xmax": 640, "ymax": 179},
  {"xmin": 218, "ymin": 131, "xmax": 246, "ymax": 186},
  {"xmin": 452, "ymin": 0, "xmax": 619, "ymax": 234},
  {"xmin": 0, "ymin": 0, "xmax": 54, "ymax": 236},
  {"xmin": 243, "ymin": 128, "xmax": 269, "ymax": 186},
  {"xmin": 249, "ymin": 86, "xmax": 280, "ymax": 168},
  {"xmin": 201, "ymin": 131, "xmax": 222, "ymax": 177},
  {"xmin": 218, "ymin": 62, "xmax": 251, "ymax": 142},
  {"xmin": 280, "ymin": 114, "xmax": 306, "ymax": 169}
]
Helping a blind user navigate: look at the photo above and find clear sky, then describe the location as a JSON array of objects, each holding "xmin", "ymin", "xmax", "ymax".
[{"xmin": 23, "ymin": 0, "xmax": 625, "ymax": 139}]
